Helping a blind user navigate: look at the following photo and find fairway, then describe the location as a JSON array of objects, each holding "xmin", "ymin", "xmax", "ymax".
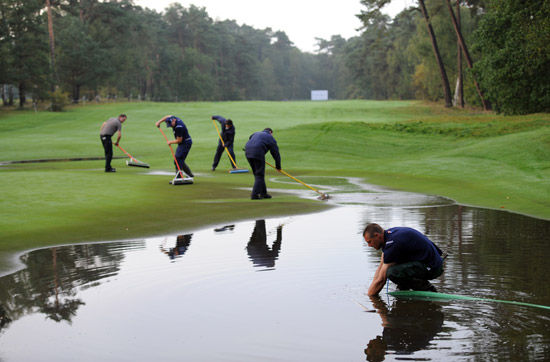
[{"xmin": 0, "ymin": 100, "xmax": 549, "ymax": 264}]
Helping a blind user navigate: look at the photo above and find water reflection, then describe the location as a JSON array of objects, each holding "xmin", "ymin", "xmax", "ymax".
[
  {"xmin": 365, "ymin": 296, "xmax": 444, "ymax": 361},
  {"xmin": 0, "ymin": 241, "xmax": 144, "ymax": 327},
  {"xmin": 160, "ymin": 234, "xmax": 193, "ymax": 260},
  {"xmin": 0, "ymin": 200, "xmax": 549, "ymax": 361},
  {"xmin": 246, "ymin": 220, "xmax": 282, "ymax": 270},
  {"xmin": 0, "ymin": 305, "xmax": 10, "ymax": 332}
]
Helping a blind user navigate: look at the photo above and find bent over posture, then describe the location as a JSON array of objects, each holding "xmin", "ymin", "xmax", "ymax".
[
  {"xmin": 99, "ymin": 114, "xmax": 126, "ymax": 172},
  {"xmin": 363, "ymin": 223, "xmax": 444, "ymax": 296},
  {"xmin": 211, "ymin": 115, "xmax": 236, "ymax": 171},
  {"xmin": 244, "ymin": 128, "xmax": 281, "ymax": 200},
  {"xmin": 155, "ymin": 115, "xmax": 194, "ymax": 179}
]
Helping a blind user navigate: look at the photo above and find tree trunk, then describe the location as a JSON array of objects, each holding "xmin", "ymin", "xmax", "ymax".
[
  {"xmin": 72, "ymin": 84, "xmax": 80, "ymax": 103},
  {"xmin": 18, "ymin": 83, "xmax": 26, "ymax": 108},
  {"xmin": 46, "ymin": 0, "xmax": 57, "ymax": 91},
  {"xmin": 445, "ymin": 0, "xmax": 491, "ymax": 110},
  {"xmin": 8, "ymin": 85, "xmax": 14, "ymax": 106},
  {"xmin": 418, "ymin": 0, "xmax": 453, "ymax": 107},
  {"xmin": 455, "ymin": 0, "xmax": 464, "ymax": 108}
]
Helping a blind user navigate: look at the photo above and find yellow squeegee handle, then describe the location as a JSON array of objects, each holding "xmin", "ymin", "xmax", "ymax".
[
  {"xmin": 264, "ymin": 161, "xmax": 324, "ymax": 196},
  {"xmin": 212, "ymin": 119, "xmax": 238, "ymax": 168}
]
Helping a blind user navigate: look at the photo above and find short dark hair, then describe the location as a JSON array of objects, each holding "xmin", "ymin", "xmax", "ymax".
[
  {"xmin": 263, "ymin": 127, "xmax": 273, "ymax": 133},
  {"xmin": 363, "ymin": 223, "xmax": 383, "ymax": 237},
  {"xmin": 119, "ymin": 114, "xmax": 127, "ymax": 118},
  {"xmin": 226, "ymin": 119, "xmax": 233, "ymax": 126}
]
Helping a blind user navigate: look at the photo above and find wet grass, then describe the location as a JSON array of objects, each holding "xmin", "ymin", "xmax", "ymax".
[{"xmin": 0, "ymin": 100, "xmax": 549, "ymax": 271}]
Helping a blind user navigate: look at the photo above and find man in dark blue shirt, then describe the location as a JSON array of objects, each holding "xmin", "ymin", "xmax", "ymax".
[
  {"xmin": 363, "ymin": 223, "xmax": 444, "ymax": 295},
  {"xmin": 245, "ymin": 128, "xmax": 281, "ymax": 200},
  {"xmin": 155, "ymin": 115, "xmax": 194, "ymax": 178},
  {"xmin": 211, "ymin": 115, "xmax": 236, "ymax": 171}
]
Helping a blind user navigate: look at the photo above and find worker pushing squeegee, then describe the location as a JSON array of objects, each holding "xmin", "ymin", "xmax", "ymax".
[
  {"xmin": 99, "ymin": 114, "xmax": 127, "ymax": 172},
  {"xmin": 156, "ymin": 115, "xmax": 194, "ymax": 185},
  {"xmin": 211, "ymin": 116, "xmax": 248, "ymax": 174}
]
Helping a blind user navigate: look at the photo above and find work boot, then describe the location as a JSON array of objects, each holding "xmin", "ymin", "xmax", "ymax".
[
  {"xmin": 410, "ymin": 279, "xmax": 437, "ymax": 292},
  {"xmin": 260, "ymin": 193, "xmax": 272, "ymax": 199}
]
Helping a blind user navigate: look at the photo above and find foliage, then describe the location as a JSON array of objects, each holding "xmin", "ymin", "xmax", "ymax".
[
  {"xmin": 48, "ymin": 88, "xmax": 69, "ymax": 111},
  {"xmin": 472, "ymin": 0, "xmax": 550, "ymax": 114}
]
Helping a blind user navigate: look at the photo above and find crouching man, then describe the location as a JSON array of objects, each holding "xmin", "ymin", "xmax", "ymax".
[{"xmin": 363, "ymin": 223, "xmax": 444, "ymax": 296}]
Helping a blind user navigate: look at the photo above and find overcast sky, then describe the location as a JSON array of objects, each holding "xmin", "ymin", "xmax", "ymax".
[{"xmin": 133, "ymin": 0, "xmax": 414, "ymax": 53}]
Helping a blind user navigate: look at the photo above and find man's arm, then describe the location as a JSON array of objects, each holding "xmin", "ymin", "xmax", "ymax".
[
  {"xmin": 155, "ymin": 115, "xmax": 172, "ymax": 128},
  {"xmin": 115, "ymin": 130, "xmax": 122, "ymax": 146},
  {"xmin": 368, "ymin": 254, "xmax": 394, "ymax": 296},
  {"xmin": 212, "ymin": 115, "xmax": 226, "ymax": 125}
]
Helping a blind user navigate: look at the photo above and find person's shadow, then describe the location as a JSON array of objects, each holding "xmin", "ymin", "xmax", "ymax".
[
  {"xmin": 246, "ymin": 220, "xmax": 282, "ymax": 270},
  {"xmin": 160, "ymin": 234, "xmax": 193, "ymax": 260},
  {"xmin": 365, "ymin": 295, "xmax": 444, "ymax": 361}
]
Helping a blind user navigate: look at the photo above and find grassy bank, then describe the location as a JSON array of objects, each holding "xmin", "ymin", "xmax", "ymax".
[{"xmin": 1, "ymin": 100, "xmax": 549, "ymax": 262}]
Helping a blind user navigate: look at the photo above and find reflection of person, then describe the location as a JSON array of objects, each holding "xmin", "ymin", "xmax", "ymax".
[
  {"xmin": 99, "ymin": 114, "xmax": 127, "ymax": 172},
  {"xmin": 160, "ymin": 234, "xmax": 192, "ymax": 260},
  {"xmin": 363, "ymin": 223, "xmax": 443, "ymax": 295},
  {"xmin": 211, "ymin": 115, "xmax": 236, "ymax": 171},
  {"xmin": 365, "ymin": 296, "xmax": 444, "ymax": 360},
  {"xmin": 155, "ymin": 115, "xmax": 194, "ymax": 179},
  {"xmin": 0, "ymin": 304, "xmax": 11, "ymax": 331},
  {"xmin": 245, "ymin": 128, "xmax": 281, "ymax": 200},
  {"xmin": 246, "ymin": 220, "xmax": 282, "ymax": 268}
]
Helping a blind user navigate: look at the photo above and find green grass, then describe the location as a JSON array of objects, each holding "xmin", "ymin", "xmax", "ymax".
[{"xmin": 1, "ymin": 100, "xmax": 549, "ymax": 271}]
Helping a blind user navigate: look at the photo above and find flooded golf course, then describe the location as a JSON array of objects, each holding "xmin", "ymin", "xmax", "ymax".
[{"xmin": 0, "ymin": 178, "xmax": 549, "ymax": 361}]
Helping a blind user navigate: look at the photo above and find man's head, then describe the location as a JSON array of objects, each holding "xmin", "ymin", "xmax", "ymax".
[
  {"xmin": 225, "ymin": 119, "xmax": 233, "ymax": 128},
  {"xmin": 263, "ymin": 127, "xmax": 273, "ymax": 134},
  {"xmin": 165, "ymin": 116, "xmax": 177, "ymax": 127},
  {"xmin": 363, "ymin": 223, "xmax": 385, "ymax": 250},
  {"xmin": 118, "ymin": 114, "xmax": 127, "ymax": 123}
]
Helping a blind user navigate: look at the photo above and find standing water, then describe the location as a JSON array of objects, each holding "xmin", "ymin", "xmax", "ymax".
[{"xmin": 0, "ymin": 178, "xmax": 549, "ymax": 361}]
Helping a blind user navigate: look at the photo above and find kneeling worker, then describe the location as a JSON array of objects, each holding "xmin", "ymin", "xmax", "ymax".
[
  {"xmin": 245, "ymin": 128, "xmax": 281, "ymax": 200},
  {"xmin": 363, "ymin": 223, "xmax": 444, "ymax": 296}
]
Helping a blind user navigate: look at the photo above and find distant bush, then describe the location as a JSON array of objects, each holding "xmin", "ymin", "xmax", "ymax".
[{"xmin": 49, "ymin": 89, "xmax": 69, "ymax": 112}]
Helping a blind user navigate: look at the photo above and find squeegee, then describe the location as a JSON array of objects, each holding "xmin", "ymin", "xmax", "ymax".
[{"xmin": 116, "ymin": 144, "xmax": 150, "ymax": 168}]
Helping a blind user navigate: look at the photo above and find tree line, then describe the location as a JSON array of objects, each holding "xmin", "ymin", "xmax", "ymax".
[{"xmin": 0, "ymin": 0, "xmax": 547, "ymax": 114}]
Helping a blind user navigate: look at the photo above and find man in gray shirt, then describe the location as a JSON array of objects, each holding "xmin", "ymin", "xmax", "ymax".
[{"xmin": 100, "ymin": 114, "xmax": 127, "ymax": 172}]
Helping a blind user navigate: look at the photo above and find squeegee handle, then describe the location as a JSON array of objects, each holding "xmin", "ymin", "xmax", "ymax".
[
  {"xmin": 116, "ymin": 144, "xmax": 137, "ymax": 162},
  {"xmin": 158, "ymin": 127, "xmax": 183, "ymax": 174},
  {"xmin": 265, "ymin": 161, "xmax": 323, "ymax": 195},
  {"xmin": 212, "ymin": 119, "xmax": 238, "ymax": 168}
]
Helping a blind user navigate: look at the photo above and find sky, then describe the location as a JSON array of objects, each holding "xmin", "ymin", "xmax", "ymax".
[{"xmin": 133, "ymin": 0, "xmax": 413, "ymax": 53}]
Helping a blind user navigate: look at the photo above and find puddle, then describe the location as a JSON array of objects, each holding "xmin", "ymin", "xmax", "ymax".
[{"xmin": 0, "ymin": 180, "xmax": 549, "ymax": 361}]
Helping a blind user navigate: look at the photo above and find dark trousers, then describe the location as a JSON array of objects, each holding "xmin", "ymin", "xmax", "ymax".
[
  {"xmin": 212, "ymin": 143, "xmax": 236, "ymax": 169},
  {"xmin": 387, "ymin": 261, "xmax": 443, "ymax": 290},
  {"xmin": 247, "ymin": 157, "xmax": 267, "ymax": 197},
  {"xmin": 175, "ymin": 140, "xmax": 193, "ymax": 177},
  {"xmin": 100, "ymin": 135, "xmax": 113, "ymax": 171}
]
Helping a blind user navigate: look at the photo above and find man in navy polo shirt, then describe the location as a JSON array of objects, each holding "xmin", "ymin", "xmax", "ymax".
[
  {"xmin": 155, "ymin": 115, "xmax": 194, "ymax": 179},
  {"xmin": 211, "ymin": 115, "xmax": 236, "ymax": 171},
  {"xmin": 363, "ymin": 223, "xmax": 444, "ymax": 296},
  {"xmin": 245, "ymin": 128, "xmax": 281, "ymax": 200}
]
